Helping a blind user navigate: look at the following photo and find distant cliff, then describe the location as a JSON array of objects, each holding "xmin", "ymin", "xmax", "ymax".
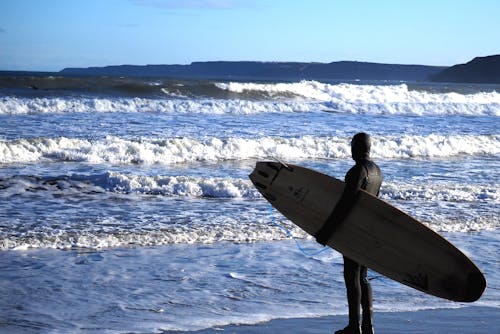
[
  {"xmin": 59, "ymin": 61, "xmax": 445, "ymax": 82},
  {"xmin": 431, "ymin": 55, "xmax": 500, "ymax": 84}
]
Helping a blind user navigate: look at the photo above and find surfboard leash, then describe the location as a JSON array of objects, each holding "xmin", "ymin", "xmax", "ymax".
[
  {"xmin": 267, "ymin": 205, "xmax": 395, "ymax": 284},
  {"xmin": 271, "ymin": 156, "xmax": 293, "ymax": 171},
  {"xmin": 268, "ymin": 204, "xmax": 328, "ymax": 257}
]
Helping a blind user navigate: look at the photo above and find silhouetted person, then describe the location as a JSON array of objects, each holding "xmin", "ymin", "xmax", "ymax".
[{"xmin": 315, "ymin": 132, "xmax": 382, "ymax": 334}]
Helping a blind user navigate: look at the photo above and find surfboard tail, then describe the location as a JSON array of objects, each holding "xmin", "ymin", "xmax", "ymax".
[{"xmin": 464, "ymin": 271, "xmax": 487, "ymax": 302}]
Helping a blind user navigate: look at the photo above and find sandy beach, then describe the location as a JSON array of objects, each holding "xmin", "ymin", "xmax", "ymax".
[{"xmin": 177, "ymin": 307, "xmax": 498, "ymax": 334}]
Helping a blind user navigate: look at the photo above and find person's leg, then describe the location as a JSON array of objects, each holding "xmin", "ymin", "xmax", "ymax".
[
  {"xmin": 335, "ymin": 256, "xmax": 361, "ymax": 334},
  {"xmin": 360, "ymin": 265, "xmax": 374, "ymax": 334}
]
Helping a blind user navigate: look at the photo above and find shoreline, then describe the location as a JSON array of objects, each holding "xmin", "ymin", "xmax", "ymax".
[{"xmin": 171, "ymin": 306, "xmax": 498, "ymax": 334}]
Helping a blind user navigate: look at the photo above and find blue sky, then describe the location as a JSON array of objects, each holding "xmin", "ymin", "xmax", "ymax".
[{"xmin": 1, "ymin": 0, "xmax": 499, "ymax": 71}]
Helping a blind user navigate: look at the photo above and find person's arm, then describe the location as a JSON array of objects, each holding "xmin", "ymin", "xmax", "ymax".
[{"xmin": 314, "ymin": 166, "xmax": 366, "ymax": 245}]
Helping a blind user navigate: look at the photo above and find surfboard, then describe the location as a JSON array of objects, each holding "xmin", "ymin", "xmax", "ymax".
[{"xmin": 249, "ymin": 161, "xmax": 486, "ymax": 302}]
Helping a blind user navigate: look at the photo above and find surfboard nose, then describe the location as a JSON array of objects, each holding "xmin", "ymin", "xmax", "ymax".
[
  {"xmin": 249, "ymin": 161, "xmax": 288, "ymax": 201},
  {"xmin": 249, "ymin": 161, "xmax": 280, "ymax": 188}
]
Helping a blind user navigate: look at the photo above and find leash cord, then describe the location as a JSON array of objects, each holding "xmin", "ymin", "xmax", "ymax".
[
  {"xmin": 268, "ymin": 206, "xmax": 395, "ymax": 284},
  {"xmin": 268, "ymin": 204, "xmax": 328, "ymax": 257}
]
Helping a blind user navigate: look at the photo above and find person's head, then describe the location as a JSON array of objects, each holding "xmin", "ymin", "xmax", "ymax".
[{"xmin": 351, "ymin": 132, "xmax": 371, "ymax": 161}]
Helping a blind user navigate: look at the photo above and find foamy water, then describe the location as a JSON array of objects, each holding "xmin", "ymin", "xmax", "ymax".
[
  {"xmin": 2, "ymin": 81, "xmax": 500, "ymax": 115},
  {"xmin": 1, "ymin": 134, "xmax": 499, "ymax": 165},
  {"xmin": 1, "ymin": 78, "xmax": 498, "ymax": 332}
]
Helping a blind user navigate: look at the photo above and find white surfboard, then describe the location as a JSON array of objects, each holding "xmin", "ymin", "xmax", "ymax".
[{"xmin": 249, "ymin": 161, "xmax": 486, "ymax": 302}]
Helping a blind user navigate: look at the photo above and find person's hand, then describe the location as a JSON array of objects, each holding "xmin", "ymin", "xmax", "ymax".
[{"xmin": 314, "ymin": 227, "xmax": 331, "ymax": 246}]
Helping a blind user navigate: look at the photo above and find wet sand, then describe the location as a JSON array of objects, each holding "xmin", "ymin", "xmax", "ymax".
[{"xmin": 174, "ymin": 306, "xmax": 498, "ymax": 334}]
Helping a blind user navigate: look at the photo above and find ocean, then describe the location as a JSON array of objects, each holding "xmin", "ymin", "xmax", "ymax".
[{"xmin": 0, "ymin": 76, "xmax": 499, "ymax": 333}]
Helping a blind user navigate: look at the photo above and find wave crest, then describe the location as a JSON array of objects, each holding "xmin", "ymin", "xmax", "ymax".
[
  {"xmin": 2, "ymin": 81, "xmax": 500, "ymax": 116},
  {"xmin": 1, "ymin": 172, "xmax": 498, "ymax": 202},
  {"xmin": 1, "ymin": 134, "xmax": 498, "ymax": 165}
]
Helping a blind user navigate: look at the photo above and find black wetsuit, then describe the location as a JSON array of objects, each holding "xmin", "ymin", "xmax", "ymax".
[
  {"xmin": 340, "ymin": 158, "xmax": 382, "ymax": 333},
  {"xmin": 315, "ymin": 137, "xmax": 382, "ymax": 334}
]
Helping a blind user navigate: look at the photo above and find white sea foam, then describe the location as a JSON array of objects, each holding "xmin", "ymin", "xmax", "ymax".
[
  {"xmin": 1, "ymin": 134, "xmax": 498, "ymax": 165},
  {"xmin": 215, "ymin": 81, "xmax": 500, "ymax": 115},
  {"xmin": 0, "ymin": 96, "xmax": 312, "ymax": 115},
  {"xmin": 372, "ymin": 134, "xmax": 500, "ymax": 158},
  {"xmin": 0, "ymin": 215, "xmax": 302, "ymax": 250},
  {"xmin": 1, "ymin": 170, "xmax": 498, "ymax": 251},
  {"xmin": 1, "ymin": 207, "xmax": 497, "ymax": 250},
  {"xmin": 107, "ymin": 175, "xmax": 499, "ymax": 204},
  {"xmin": 106, "ymin": 172, "xmax": 258, "ymax": 198},
  {"xmin": 216, "ymin": 81, "xmax": 500, "ymax": 104},
  {"xmin": 381, "ymin": 182, "xmax": 499, "ymax": 203},
  {"xmin": 1, "ymin": 172, "xmax": 498, "ymax": 203},
  {"xmin": 2, "ymin": 81, "xmax": 500, "ymax": 115}
]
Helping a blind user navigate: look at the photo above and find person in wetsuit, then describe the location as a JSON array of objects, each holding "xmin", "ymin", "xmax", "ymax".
[{"xmin": 315, "ymin": 132, "xmax": 382, "ymax": 334}]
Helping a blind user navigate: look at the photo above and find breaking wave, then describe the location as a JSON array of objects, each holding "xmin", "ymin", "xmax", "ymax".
[
  {"xmin": 1, "ymin": 173, "xmax": 497, "ymax": 202},
  {"xmin": 2, "ymin": 81, "xmax": 499, "ymax": 115},
  {"xmin": 216, "ymin": 81, "xmax": 500, "ymax": 103},
  {"xmin": 1, "ymin": 134, "xmax": 498, "ymax": 165},
  {"xmin": 0, "ymin": 96, "xmax": 311, "ymax": 115}
]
